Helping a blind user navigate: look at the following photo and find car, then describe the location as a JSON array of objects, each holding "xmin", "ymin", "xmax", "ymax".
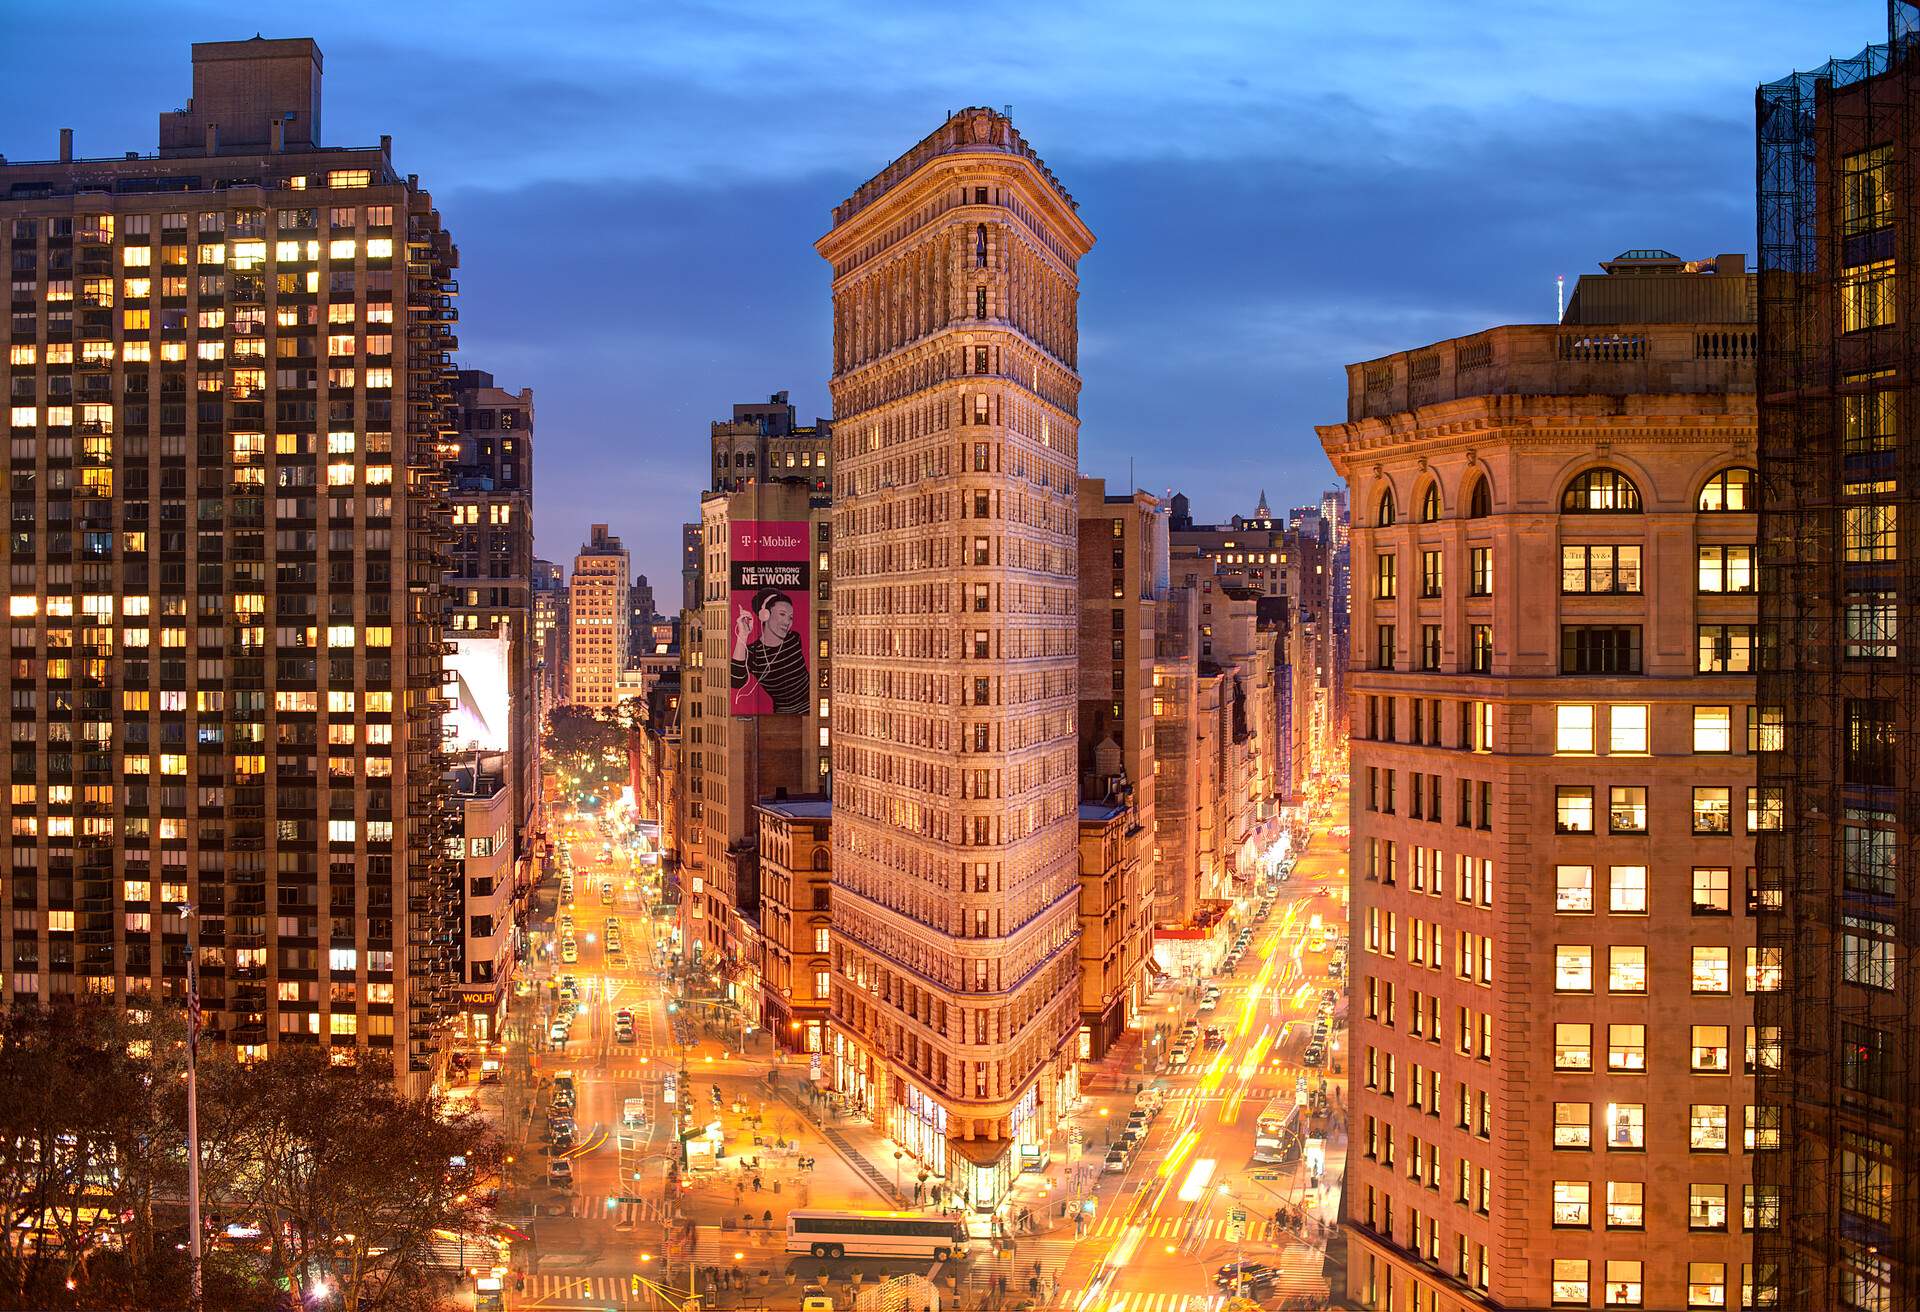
[
  {"xmin": 1117, "ymin": 1129, "xmax": 1142, "ymax": 1155},
  {"xmin": 548, "ymin": 1022, "xmax": 570, "ymax": 1044},
  {"xmin": 559, "ymin": 913, "xmax": 573, "ymax": 932},
  {"xmin": 1103, "ymin": 1147, "xmax": 1129, "ymax": 1173},
  {"xmin": 1215, "ymin": 1261, "xmax": 1278, "ymax": 1291},
  {"xmin": 1170, "ymin": 1046, "xmax": 1192, "ymax": 1065},
  {"xmin": 601, "ymin": 882, "xmax": 614, "ymax": 905},
  {"xmin": 1125, "ymin": 1113, "xmax": 1151, "ymax": 1134},
  {"xmin": 1197, "ymin": 994, "xmax": 1218, "ymax": 1012},
  {"xmin": 547, "ymin": 1158, "xmax": 574, "ymax": 1187},
  {"xmin": 1322, "ymin": 988, "xmax": 1339, "ymax": 1010},
  {"xmin": 560, "ymin": 937, "xmax": 577, "ymax": 964},
  {"xmin": 616, "ymin": 1007, "xmax": 634, "ymax": 1027},
  {"xmin": 551, "ymin": 1124, "xmax": 575, "ymax": 1150},
  {"xmin": 1303, "ymin": 1047, "xmax": 1325, "ymax": 1068},
  {"xmin": 606, "ymin": 916, "xmax": 620, "ymax": 932}
]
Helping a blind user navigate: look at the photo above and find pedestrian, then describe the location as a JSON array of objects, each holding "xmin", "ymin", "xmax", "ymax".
[
  {"xmin": 764, "ymin": 1208, "xmax": 773, "ymax": 1227},
  {"xmin": 753, "ymin": 1174, "xmax": 762, "ymax": 1192}
]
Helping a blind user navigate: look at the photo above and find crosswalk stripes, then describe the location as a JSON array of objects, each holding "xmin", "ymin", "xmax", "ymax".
[
  {"xmin": 1084, "ymin": 1293, "xmax": 1228, "ymax": 1312},
  {"xmin": 516, "ymin": 1271, "xmax": 642, "ymax": 1307},
  {"xmin": 1085, "ymin": 1214, "xmax": 1270, "ymax": 1244}
]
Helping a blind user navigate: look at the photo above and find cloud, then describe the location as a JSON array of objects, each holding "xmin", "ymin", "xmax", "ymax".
[{"xmin": 0, "ymin": 0, "xmax": 1887, "ymax": 584}]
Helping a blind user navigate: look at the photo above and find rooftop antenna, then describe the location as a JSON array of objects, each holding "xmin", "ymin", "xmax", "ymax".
[{"xmin": 1556, "ymin": 274, "xmax": 1565, "ymax": 323}]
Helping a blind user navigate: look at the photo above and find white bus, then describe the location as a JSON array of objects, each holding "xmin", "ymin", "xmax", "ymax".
[{"xmin": 785, "ymin": 1209, "xmax": 970, "ymax": 1262}]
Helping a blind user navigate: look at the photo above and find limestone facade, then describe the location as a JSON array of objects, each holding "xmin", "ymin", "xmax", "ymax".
[
  {"xmin": 1320, "ymin": 316, "xmax": 1762, "ymax": 1312},
  {"xmin": 817, "ymin": 108, "xmax": 1094, "ymax": 1206}
]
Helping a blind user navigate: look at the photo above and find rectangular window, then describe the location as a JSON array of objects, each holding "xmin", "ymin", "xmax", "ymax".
[
  {"xmin": 1692, "ymin": 867, "xmax": 1731, "ymax": 915},
  {"xmin": 1748, "ymin": 786, "xmax": 1784, "ymax": 832},
  {"xmin": 1554, "ymin": 1102, "xmax": 1591, "ymax": 1149},
  {"xmin": 1690, "ymin": 1185, "xmax": 1729, "ymax": 1231},
  {"xmin": 1555, "ymin": 705, "xmax": 1595, "ymax": 753},
  {"xmin": 1692, "ymin": 950, "xmax": 1731, "ymax": 996},
  {"xmin": 1555, "ymin": 865, "xmax": 1594, "ymax": 913},
  {"xmin": 1552, "ymin": 1260, "xmax": 1590, "ymax": 1306},
  {"xmin": 1420, "ymin": 624, "xmax": 1442, "ymax": 671},
  {"xmin": 1421, "ymin": 549, "xmax": 1443, "ymax": 598},
  {"xmin": 1607, "ymin": 1181, "xmax": 1644, "ymax": 1229},
  {"xmin": 1470, "ymin": 624, "xmax": 1493, "ymax": 673},
  {"xmin": 1689, "ymin": 1104, "xmax": 1728, "ymax": 1152},
  {"xmin": 1375, "ymin": 624, "xmax": 1395, "ymax": 671},
  {"xmin": 1607, "ymin": 946, "xmax": 1647, "ymax": 993},
  {"xmin": 1842, "ymin": 807, "xmax": 1896, "ymax": 895},
  {"xmin": 1606, "ymin": 1102, "xmax": 1645, "ymax": 1150},
  {"xmin": 1842, "ymin": 503, "xmax": 1898, "ymax": 562},
  {"xmin": 1696, "ymin": 625, "xmax": 1755, "ymax": 674},
  {"xmin": 1562, "ymin": 625, "xmax": 1642, "ymax": 674},
  {"xmin": 1697, "ymin": 544, "xmax": 1754, "ymax": 593},
  {"xmin": 1608, "ymin": 787, "xmax": 1647, "ymax": 835},
  {"xmin": 1844, "ymin": 146, "xmax": 1894, "ymax": 235},
  {"xmin": 1841, "ymin": 259, "xmax": 1896, "ymax": 332},
  {"xmin": 1841, "ymin": 371, "xmax": 1898, "ymax": 452},
  {"xmin": 1560, "ymin": 544, "xmax": 1642, "ymax": 594},
  {"xmin": 1555, "ymin": 787, "xmax": 1594, "ymax": 834},
  {"xmin": 1845, "ymin": 591, "xmax": 1899, "ymax": 659},
  {"xmin": 1552, "ymin": 1181, "xmax": 1590, "ymax": 1228},
  {"xmin": 1609, "ymin": 865, "xmax": 1648, "ymax": 914},
  {"xmin": 1607, "ymin": 1023, "xmax": 1646, "ymax": 1072},
  {"xmin": 1469, "ymin": 546, "xmax": 1493, "ymax": 596},
  {"xmin": 1692, "ymin": 787, "xmax": 1732, "ymax": 835},
  {"xmin": 1554, "ymin": 946, "xmax": 1593, "ymax": 992},
  {"xmin": 1693, "ymin": 706, "xmax": 1733, "ymax": 753},
  {"xmin": 1609, "ymin": 705, "xmax": 1648, "ymax": 754},
  {"xmin": 1554, "ymin": 1022, "xmax": 1593, "ymax": 1070},
  {"xmin": 1375, "ymin": 553, "xmax": 1397, "ymax": 599}
]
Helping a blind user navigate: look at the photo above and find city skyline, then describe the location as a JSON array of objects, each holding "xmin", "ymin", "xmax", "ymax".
[{"xmin": 0, "ymin": 1, "xmax": 1861, "ymax": 587}]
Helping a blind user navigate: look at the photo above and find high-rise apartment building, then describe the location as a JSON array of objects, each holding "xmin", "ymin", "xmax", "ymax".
[
  {"xmin": 1757, "ymin": 13, "xmax": 1920, "ymax": 1308},
  {"xmin": 567, "ymin": 524, "xmax": 629, "ymax": 708},
  {"xmin": 1319, "ymin": 255, "xmax": 1765, "ymax": 1312},
  {"xmin": 0, "ymin": 38, "xmax": 463, "ymax": 1084},
  {"xmin": 447, "ymin": 370, "xmax": 535, "ymax": 864},
  {"xmin": 819, "ymin": 108, "xmax": 1093, "ymax": 1208}
]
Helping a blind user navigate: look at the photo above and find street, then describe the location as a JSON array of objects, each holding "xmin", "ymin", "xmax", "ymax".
[{"xmin": 487, "ymin": 781, "xmax": 1351, "ymax": 1312}]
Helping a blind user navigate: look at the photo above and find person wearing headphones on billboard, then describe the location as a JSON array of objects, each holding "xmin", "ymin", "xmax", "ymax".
[{"xmin": 731, "ymin": 586, "xmax": 810, "ymax": 714}]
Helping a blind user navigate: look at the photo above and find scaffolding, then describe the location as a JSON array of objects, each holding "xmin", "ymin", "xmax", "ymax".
[{"xmin": 1756, "ymin": 4, "xmax": 1920, "ymax": 1308}]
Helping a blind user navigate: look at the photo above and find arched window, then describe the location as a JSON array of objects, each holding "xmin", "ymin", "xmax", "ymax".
[
  {"xmin": 1377, "ymin": 488, "xmax": 1397, "ymax": 527},
  {"xmin": 1562, "ymin": 468, "xmax": 1642, "ymax": 513},
  {"xmin": 1699, "ymin": 467, "xmax": 1756, "ymax": 512},
  {"xmin": 975, "ymin": 224, "xmax": 988, "ymax": 269},
  {"xmin": 811, "ymin": 846, "xmax": 830, "ymax": 872},
  {"xmin": 1419, "ymin": 482, "xmax": 1441, "ymax": 522},
  {"xmin": 1468, "ymin": 476, "xmax": 1492, "ymax": 518}
]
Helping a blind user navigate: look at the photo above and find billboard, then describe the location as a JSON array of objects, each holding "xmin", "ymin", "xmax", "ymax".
[
  {"xmin": 445, "ymin": 634, "xmax": 513, "ymax": 752},
  {"xmin": 727, "ymin": 520, "xmax": 811, "ymax": 717}
]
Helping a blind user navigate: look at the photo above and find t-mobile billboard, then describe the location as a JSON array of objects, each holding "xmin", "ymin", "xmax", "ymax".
[{"xmin": 728, "ymin": 520, "xmax": 812, "ymax": 717}]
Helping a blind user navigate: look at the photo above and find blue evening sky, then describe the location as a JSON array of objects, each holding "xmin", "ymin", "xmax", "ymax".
[{"xmin": 0, "ymin": 1, "xmax": 1880, "ymax": 590}]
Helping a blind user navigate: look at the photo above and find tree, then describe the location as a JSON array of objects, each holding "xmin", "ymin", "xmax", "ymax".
[{"xmin": 203, "ymin": 1048, "xmax": 502, "ymax": 1312}]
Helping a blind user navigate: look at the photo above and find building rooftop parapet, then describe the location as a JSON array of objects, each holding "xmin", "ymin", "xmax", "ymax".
[
  {"xmin": 1333, "ymin": 321, "xmax": 1756, "ymax": 429},
  {"xmin": 831, "ymin": 106, "xmax": 1077, "ymax": 227}
]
